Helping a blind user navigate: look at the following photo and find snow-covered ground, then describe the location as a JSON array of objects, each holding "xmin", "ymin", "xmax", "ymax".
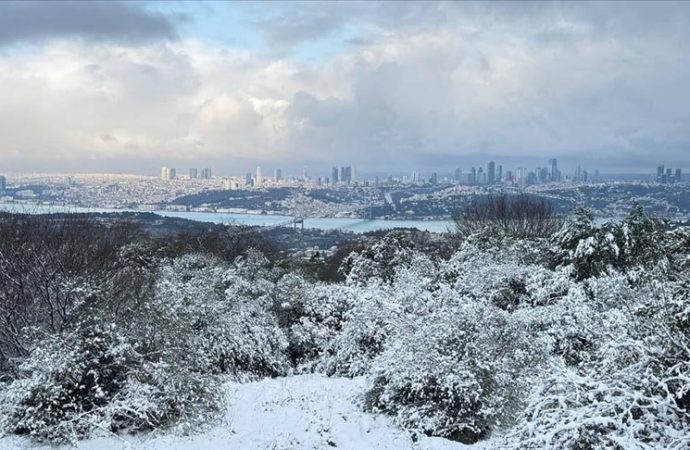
[{"xmin": 0, "ymin": 374, "xmax": 486, "ymax": 450}]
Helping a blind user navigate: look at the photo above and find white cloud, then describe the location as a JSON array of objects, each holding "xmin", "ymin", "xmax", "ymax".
[{"xmin": 1, "ymin": 2, "xmax": 689, "ymax": 173}]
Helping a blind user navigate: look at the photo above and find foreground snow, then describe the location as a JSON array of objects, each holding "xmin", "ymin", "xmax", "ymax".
[{"xmin": 0, "ymin": 374, "xmax": 486, "ymax": 450}]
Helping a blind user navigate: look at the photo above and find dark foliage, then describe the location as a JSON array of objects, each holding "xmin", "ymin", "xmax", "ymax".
[{"xmin": 453, "ymin": 193, "xmax": 563, "ymax": 238}]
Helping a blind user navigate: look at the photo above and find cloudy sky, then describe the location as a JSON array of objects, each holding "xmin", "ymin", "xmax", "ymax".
[{"xmin": 1, "ymin": 1, "xmax": 689, "ymax": 175}]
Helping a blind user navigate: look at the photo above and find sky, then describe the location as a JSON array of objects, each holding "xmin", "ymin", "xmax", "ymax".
[{"xmin": 0, "ymin": 1, "xmax": 689, "ymax": 175}]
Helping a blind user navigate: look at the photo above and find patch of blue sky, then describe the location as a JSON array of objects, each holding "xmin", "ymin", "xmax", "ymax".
[{"xmin": 144, "ymin": 1, "xmax": 264, "ymax": 50}]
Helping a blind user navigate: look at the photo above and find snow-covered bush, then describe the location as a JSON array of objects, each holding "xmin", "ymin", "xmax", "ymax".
[
  {"xmin": 341, "ymin": 231, "xmax": 418, "ymax": 285},
  {"xmin": 151, "ymin": 254, "xmax": 290, "ymax": 378},
  {"xmin": 320, "ymin": 252, "xmax": 437, "ymax": 377},
  {"xmin": 0, "ymin": 321, "xmax": 222, "ymax": 443},
  {"xmin": 365, "ymin": 299, "xmax": 549, "ymax": 444},
  {"xmin": 553, "ymin": 205, "xmax": 670, "ymax": 280},
  {"xmin": 499, "ymin": 359, "xmax": 690, "ymax": 450},
  {"xmin": 497, "ymin": 263, "xmax": 690, "ymax": 449},
  {"xmin": 272, "ymin": 275, "xmax": 354, "ymax": 368}
]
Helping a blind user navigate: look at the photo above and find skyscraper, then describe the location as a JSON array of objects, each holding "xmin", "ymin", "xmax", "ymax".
[
  {"xmin": 488, "ymin": 161, "xmax": 496, "ymax": 184},
  {"xmin": 340, "ymin": 166, "xmax": 352, "ymax": 184},
  {"xmin": 0, "ymin": 175, "xmax": 5, "ymax": 192},
  {"xmin": 657, "ymin": 165, "xmax": 665, "ymax": 183},
  {"xmin": 255, "ymin": 165, "xmax": 262, "ymax": 187},
  {"xmin": 676, "ymin": 168, "xmax": 682, "ymax": 183},
  {"xmin": 245, "ymin": 172, "xmax": 252, "ymax": 186},
  {"xmin": 160, "ymin": 166, "xmax": 175, "ymax": 180},
  {"xmin": 332, "ymin": 166, "xmax": 339, "ymax": 184},
  {"xmin": 274, "ymin": 168, "xmax": 282, "ymax": 183},
  {"xmin": 497, "ymin": 165, "xmax": 503, "ymax": 182},
  {"xmin": 470, "ymin": 167, "xmax": 477, "ymax": 185},
  {"xmin": 477, "ymin": 167, "xmax": 485, "ymax": 184},
  {"xmin": 200, "ymin": 168, "xmax": 212, "ymax": 179},
  {"xmin": 189, "ymin": 168, "xmax": 198, "ymax": 179},
  {"xmin": 549, "ymin": 159, "xmax": 558, "ymax": 182}
]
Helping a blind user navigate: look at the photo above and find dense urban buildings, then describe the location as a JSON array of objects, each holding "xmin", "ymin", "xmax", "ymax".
[{"xmin": 657, "ymin": 164, "xmax": 683, "ymax": 183}]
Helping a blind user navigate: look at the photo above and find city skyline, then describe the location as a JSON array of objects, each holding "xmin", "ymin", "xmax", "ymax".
[
  {"xmin": 149, "ymin": 157, "xmax": 681, "ymax": 188},
  {"xmin": 0, "ymin": 2, "xmax": 689, "ymax": 173}
]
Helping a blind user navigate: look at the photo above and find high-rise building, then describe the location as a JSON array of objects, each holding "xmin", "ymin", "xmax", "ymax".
[
  {"xmin": 255, "ymin": 165, "xmax": 262, "ymax": 187},
  {"xmin": 675, "ymin": 168, "xmax": 682, "ymax": 183},
  {"xmin": 200, "ymin": 168, "xmax": 212, "ymax": 179},
  {"xmin": 470, "ymin": 167, "xmax": 477, "ymax": 185},
  {"xmin": 189, "ymin": 168, "xmax": 198, "ymax": 179},
  {"xmin": 549, "ymin": 159, "xmax": 558, "ymax": 182},
  {"xmin": 478, "ymin": 167, "xmax": 486, "ymax": 184},
  {"xmin": 274, "ymin": 168, "xmax": 282, "ymax": 183},
  {"xmin": 454, "ymin": 168, "xmax": 461, "ymax": 181},
  {"xmin": 340, "ymin": 166, "xmax": 352, "ymax": 184},
  {"xmin": 488, "ymin": 161, "xmax": 496, "ymax": 184},
  {"xmin": 430, "ymin": 173, "xmax": 438, "ymax": 184},
  {"xmin": 0, "ymin": 175, "xmax": 5, "ymax": 192},
  {"xmin": 657, "ymin": 165, "xmax": 665, "ymax": 183},
  {"xmin": 245, "ymin": 172, "xmax": 252, "ymax": 186},
  {"xmin": 331, "ymin": 166, "xmax": 339, "ymax": 184},
  {"xmin": 161, "ymin": 166, "xmax": 176, "ymax": 180},
  {"xmin": 497, "ymin": 165, "xmax": 503, "ymax": 182}
]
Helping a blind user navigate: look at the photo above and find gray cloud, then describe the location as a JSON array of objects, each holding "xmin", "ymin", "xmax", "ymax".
[
  {"xmin": 1, "ymin": 1, "xmax": 690, "ymax": 174},
  {"xmin": 0, "ymin": 1, "xmax": 177, "ymax": 46}
]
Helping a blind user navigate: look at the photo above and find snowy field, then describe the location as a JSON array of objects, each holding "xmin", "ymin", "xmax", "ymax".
[{"xmin": 0, "ymin": 374, "xmax": 484, "ymax": 450}]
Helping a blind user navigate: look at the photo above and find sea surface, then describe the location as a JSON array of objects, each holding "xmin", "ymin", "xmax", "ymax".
[{"xmin": 0, "ymin": 202, "xmax": 455, "ymax": 234}]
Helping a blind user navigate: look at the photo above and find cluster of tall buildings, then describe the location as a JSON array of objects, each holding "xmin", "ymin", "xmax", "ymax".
[
  {"xmin": 160, "ymin": 163, "xmax": 356, "ymax": 189},
  {"xmin": 188, "ymin": 167, "xmax": 212, "ymax": 179},
  {"xmin": 161, "ymin": 166, "xmax": 212, "ymax": 180},
  {"xmin": 444, "ymin": 159, "xmax": 594, "ymax": 187},
  {"xmin": 656, "ymin": 165, "xmax": 682, "ymax": 183},
  {"xmin": 331, "ymin": 166, "xmax": 354, "ymax": 185},
  {"xmin": 160, "ymin": 166, "xmax": 176, "ymax": 180},
  {"xmin": 450, "ymin": 160, "xmax": 507, "ymax": 185}
]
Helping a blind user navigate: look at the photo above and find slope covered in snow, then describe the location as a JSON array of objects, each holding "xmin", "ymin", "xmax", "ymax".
[{"xmin": 0, "ymin": 374, "xmax": 485, "ymax": 450}]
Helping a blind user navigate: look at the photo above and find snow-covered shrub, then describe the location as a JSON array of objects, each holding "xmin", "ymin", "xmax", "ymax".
[
  {"xmin": 498, "ymin": 264, "xmax": 690, "ymax": 449},
  {"xmin": 365, "ymin": 299, "xmax": 549, "ymax": 444},
  {"xmin": 441, "ymin": 240, "xmax": 575, "ymax": 311},
  {"xmin": 0, "ymin": 321, "xmax": 222, "ymax": 443},
  {"xmin": 318, "ymin": 284, "xmax": 394, "ymax": 376},
  {"xmin": 341, "ymin": 231, "xmax": 418, "ymax": 285},
  {"xmin": 553, "ymin": 205, "xmax": 670, "ymax": 280},
  {"xmin": 499, "ymin": 361, "xmax": 690, "ymax": 450},
  {"xmin": 320, "ymin": 252, "xmax": 437, "ymax": 377},
  {"xmin": 272, "ymin": 275, "xmax": 354, "ymax": 368},
  {"xmin": 150, "ymin": 254, "xmax": 290, "ymax": 378}
]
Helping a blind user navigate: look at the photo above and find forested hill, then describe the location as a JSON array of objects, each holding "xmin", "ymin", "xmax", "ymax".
[{"xmin": 1, "ymin": 204, "xmax": 689, "ymax": 449}]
